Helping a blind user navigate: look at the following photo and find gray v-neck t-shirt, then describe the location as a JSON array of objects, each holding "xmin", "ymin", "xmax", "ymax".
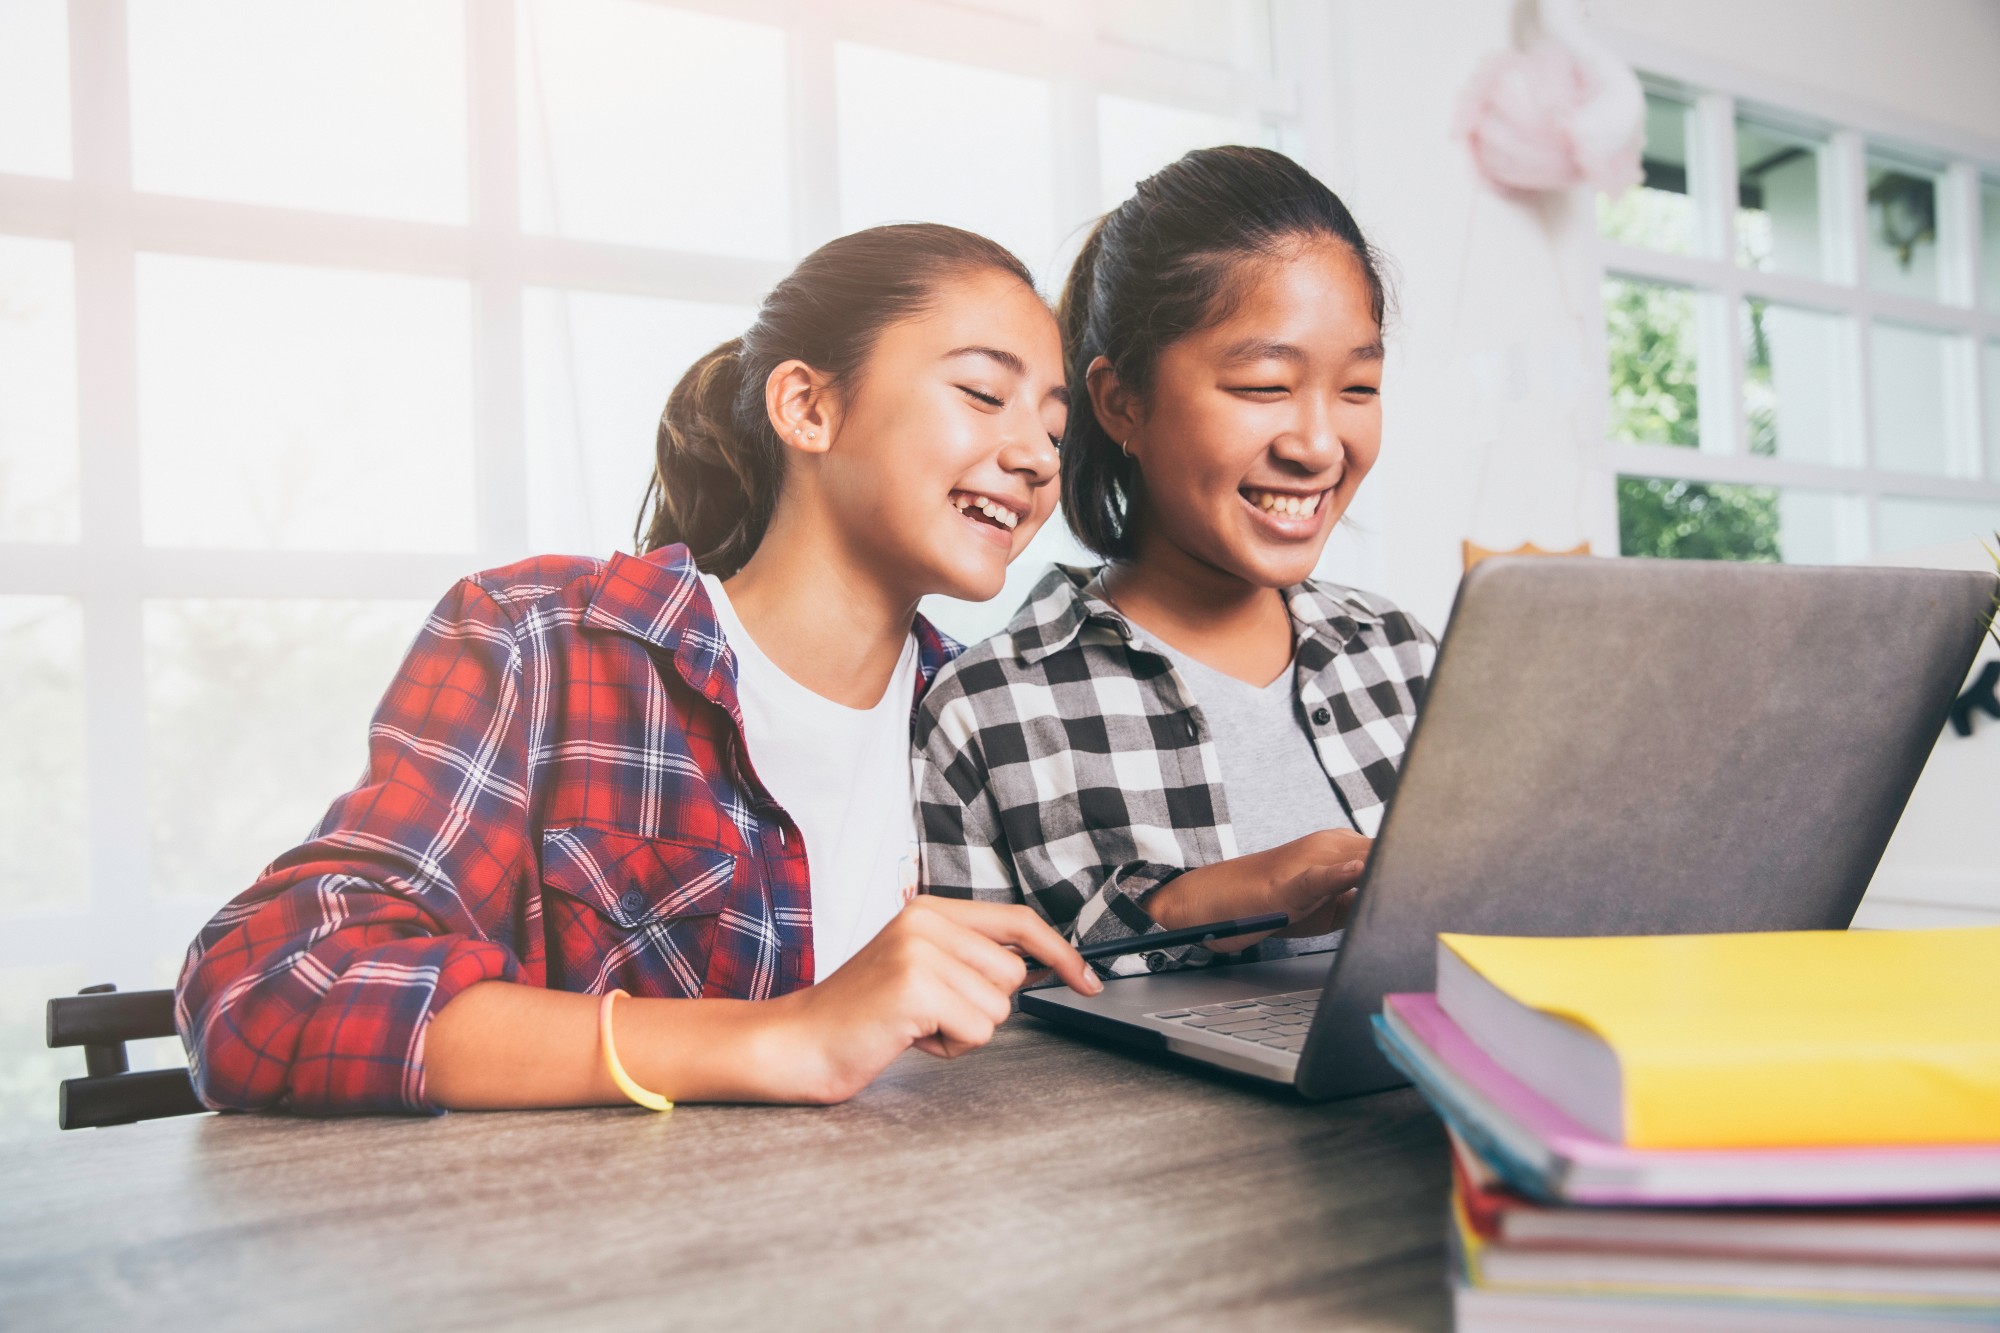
[{"xmin": 1151, "ymin": 637, "xmax": 1352, "ymax": 958}]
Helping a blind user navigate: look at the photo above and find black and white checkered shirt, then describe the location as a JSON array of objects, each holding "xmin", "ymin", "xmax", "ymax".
[{"xmin": 916, "ymin": 565, "xmax": 1436, "ymax": 975}]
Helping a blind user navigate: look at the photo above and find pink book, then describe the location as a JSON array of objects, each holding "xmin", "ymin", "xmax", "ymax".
[{"xmin": 1376, "ymin": 993, "xmax": 2000, "ymax": 1207}]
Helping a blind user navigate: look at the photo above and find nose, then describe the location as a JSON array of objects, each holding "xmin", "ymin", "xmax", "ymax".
[
  {"xmin": 1270, "ymin": 391, "xmax": 1347, "ymax": 476},
  {"xmin": 998, "ymin": 415, "xmax": 1060, "ymax": 489}
]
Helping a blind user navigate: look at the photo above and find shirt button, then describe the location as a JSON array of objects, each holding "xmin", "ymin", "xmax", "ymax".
[
  {"xmin": 1311, "ymin": 706, "xmax": 1332, "ymax": 726},
  {"xmin": 618, "ymin": 888, "xmax": 646, "ymax": 916},
  {"xmin": 1145, "ymin": 951, "xmax": 1168, "ymax": 972},
  {"xmin": 1184, "ymin": 717, "xmax": 1198, "ymax": 741}
]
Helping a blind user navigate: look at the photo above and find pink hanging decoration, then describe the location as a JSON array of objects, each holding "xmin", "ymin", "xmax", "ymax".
[{"xmin": 1454, "ymin": 0, "xmax": 1645, "ymax": 196}]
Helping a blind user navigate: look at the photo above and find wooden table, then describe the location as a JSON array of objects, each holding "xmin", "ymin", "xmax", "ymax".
[{"xmin": 0, "ymin": 1018, "xmax": 1453, "ymax": 1331}]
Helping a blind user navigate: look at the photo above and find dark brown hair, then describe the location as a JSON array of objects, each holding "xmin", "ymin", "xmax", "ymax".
[
  {"xmin": 1057, "ymin": 145, "xmax": 1387, "ymax": 560},
  {"xmin": 637, "ymin": 223, "xmax": 1036, "ymax": 576}
]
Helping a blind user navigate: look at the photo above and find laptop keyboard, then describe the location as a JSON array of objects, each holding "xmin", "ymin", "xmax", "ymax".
[{"xmin": 1145, "ymin": 990, "xmax": 1321, "ymax": 1054}]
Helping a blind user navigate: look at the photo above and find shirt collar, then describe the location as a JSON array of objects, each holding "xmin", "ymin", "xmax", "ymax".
[
  {"xmin": 1008, "ymin": 563, "xmax": 1385, "ymax": 666},
  {"xmin": 1281, "ymin": 581, "xmax": 1386, "ymax": 660},
  {"xmin": 583, "ymin": 544, "xmax": 957, "ymax": 718}
]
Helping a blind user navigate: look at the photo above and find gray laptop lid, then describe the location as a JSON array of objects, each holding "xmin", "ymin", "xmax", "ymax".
[{"xmin": 1298, "ymin": 557, "xmax": 1996, "ymax": 1099}]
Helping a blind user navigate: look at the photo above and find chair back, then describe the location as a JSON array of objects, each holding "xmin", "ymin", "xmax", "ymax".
[
  {"xmin": 1462, "ymin": 539, "xmax": 1593, "ymax": 572},
  {"xmin": 46, "ymin": 984, "xmax": 206, "ymax": 1129}
]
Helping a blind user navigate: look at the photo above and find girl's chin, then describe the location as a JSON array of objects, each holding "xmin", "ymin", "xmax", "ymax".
[
  {"xmin": 1219, "ymin": 539, "xmax": 1331, "ymax": 590},
  {"xmin": 908, "ymin": 551, "xmax": 1009, "ymax": 606},
  {"xmin": 1227, "ymin": 507, "xmax": 1340, "ymax": 582},
  {"xmin": 940, "ymin": 570, "xmax": 1009, "ymax": 604}
]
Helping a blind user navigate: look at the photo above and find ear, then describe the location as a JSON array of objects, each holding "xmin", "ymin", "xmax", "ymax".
[
  {"xmin": 764, "ymin": 359, "xmax": 837, "ymax": 456},
  {"xmin": 1084, "ymin": 355, "xmax": 1143, "ymax": 453}
]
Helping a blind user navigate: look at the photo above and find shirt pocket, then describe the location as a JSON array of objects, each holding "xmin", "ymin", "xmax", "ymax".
[{"xmin": 539, "ymin": 826, "xmax": 737, "ymax": 992}]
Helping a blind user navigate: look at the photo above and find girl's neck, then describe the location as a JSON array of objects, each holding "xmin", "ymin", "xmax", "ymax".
[
  {"xmin": 1102, "ymin": 530, "xmax": 1295, "ymax": 687},
  {"xmin": 719, "ymin": 504, "xmax": 918, "ymax": 710}
]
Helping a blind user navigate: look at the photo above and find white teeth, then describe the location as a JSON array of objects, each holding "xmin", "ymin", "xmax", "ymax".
[
  {"xmin": 1247, "ymin": 489, "xmax": 1321, "ymax": 519},
  {"xmin": 952, "ymin": 493, "xmax": 1018, "ymax": 531}
]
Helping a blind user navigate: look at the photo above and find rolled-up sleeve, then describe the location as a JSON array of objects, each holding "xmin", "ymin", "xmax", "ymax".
[{"xmin": 175, "ymin": 579, "xmax": 534, "ymax": 1115}]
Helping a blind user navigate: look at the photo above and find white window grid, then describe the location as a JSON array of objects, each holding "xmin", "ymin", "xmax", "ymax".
[
  {"xmin": 1593, "ymin": 36, "xmax": 2000, "ymax": 548},
  {"xmin": 0, "ymin": 0, "xmax": 1331, "ymax": 981}
]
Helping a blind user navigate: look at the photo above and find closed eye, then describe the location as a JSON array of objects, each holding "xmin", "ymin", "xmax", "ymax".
[
  {"xmin": 1228, "ymin": 385, "xmax": 1288, "ymax": 397},
  {"xmin": 1345, "ymin": 385, "xmax": 1380, "ymax": 397},
  {"xmin": 958, "ymin": 385, "xmax": 1004, "ymax": 408}
]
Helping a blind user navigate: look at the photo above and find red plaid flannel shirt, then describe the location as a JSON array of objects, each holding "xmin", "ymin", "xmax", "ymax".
[{"xmin": 174, "ymin": 544, "xmax": 955, "ymax": 1115}]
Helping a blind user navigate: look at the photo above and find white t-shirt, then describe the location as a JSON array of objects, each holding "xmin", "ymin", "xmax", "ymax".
[{"xmin": 700, "ymin": 575, "xmax": 920, "ymax": 982}]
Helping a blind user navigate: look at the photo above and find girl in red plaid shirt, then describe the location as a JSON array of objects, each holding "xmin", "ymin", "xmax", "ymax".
[{"xmin": 175, "ymin": 225, "xmax": 1100, "ymax": 1116}]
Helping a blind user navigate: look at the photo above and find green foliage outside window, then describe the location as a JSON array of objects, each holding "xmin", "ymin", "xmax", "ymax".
[
  {"xmin": 1606, "ymin": 272, "xmax": 1783, "ymax": 561},
  {"xmin": 1598, "ymin": 184, "xmax": 1696, "ymax": 254},
  {"xmin": 1604, "ymin": 277, "xmax": 1699, "ymax": 448},
  {"xmin": 1742, "ymin": 298, "xmax": 1774, "ymax": 457},
  {"xmin": 1618, "ymin": 477, "xmax": 1781, "ymax": 561}
]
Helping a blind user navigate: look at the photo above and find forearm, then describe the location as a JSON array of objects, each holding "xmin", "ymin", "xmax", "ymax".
[
  {"xmin": 1142, "ymin": 832, "xmax": 1365, "ymax": 947},
  {"xmin": 425, "ymin": 898, "xmax": 1102, "ymax": 1111},
  {"xmin": 1143, "ymin": 846, "xmax": 1289, "ymax": 931},
  {"xmin": 423, "ymin": 980, "xmax": 806, "ymax": 1110},
  {"xmin": 178, "ymin": 892, "xmax": 521, "ymax": 1114}
]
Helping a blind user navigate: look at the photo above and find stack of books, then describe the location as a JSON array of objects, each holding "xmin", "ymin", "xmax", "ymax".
[{"xmin": 1371, "ymin": 926, "xmax": 2000, "ymax": 1331}]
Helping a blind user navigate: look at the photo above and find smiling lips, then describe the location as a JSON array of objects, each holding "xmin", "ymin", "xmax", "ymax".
[
  {"xmin": 953, "ymin": 486, "xmax": 1319, "ymax": 541},
  {"xmin": 950, "ymin": 490, "xmax": 1023, "ymax": 533},
  {"xmin": 1241, "ymin": 486, "xmax": 1326, "ymax": 520}
]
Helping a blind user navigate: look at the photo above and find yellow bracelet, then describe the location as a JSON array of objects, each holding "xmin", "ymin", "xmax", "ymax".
[{"xmin": 598, "ymin": 988, "xmax": 672, "ymax": 1113}]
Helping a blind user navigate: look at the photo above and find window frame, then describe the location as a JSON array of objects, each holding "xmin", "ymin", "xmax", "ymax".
[
  {"xmin": 1592, "ymin": 32, "xmax": 2000, "ymax": 557},
  {"xmin": 0, "ymin": 0, "xmax": 1325, "ymax": 981}
]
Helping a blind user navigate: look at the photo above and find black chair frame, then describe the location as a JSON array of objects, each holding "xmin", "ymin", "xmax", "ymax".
[{"xmin": 45, "ymin": 984, "xmax": 206, "ymax": 1130}]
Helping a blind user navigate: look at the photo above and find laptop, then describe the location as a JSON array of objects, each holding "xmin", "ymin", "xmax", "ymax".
[{"xmin": 1020, "ymin": 557, "xmax": 1997, "ymax": 1100}]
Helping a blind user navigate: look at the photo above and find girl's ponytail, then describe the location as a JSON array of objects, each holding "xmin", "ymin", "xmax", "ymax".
[
  {"xmin": 637, "ymin": 338, "xmax": 780, "ymax": 579},
  {"xmin": 1056, "ymin": 218, "xmax": 1143, "ymax": 562},
  {"xmin": 635, "ymin": 223, "xmax": 1036, "ymax": 579}
]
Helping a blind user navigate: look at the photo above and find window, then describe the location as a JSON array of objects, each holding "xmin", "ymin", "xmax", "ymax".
[
  {"xmin": 0, "ymin": 235, "xmax": 79, "ymax": 541},
  {"xmin": 1599, "ymin": 83, "xmax": 2000, "ymax": 563},
  {"xmin": 836, "ymin": 44, "xmax": 1058, "ymax": 273},
  {"xmin": 0, "ymin": 0, "xmax": 1307, "ymax": 1137},
  {"xmin": 1599, "ymin": 90, "xmax": 1702, "ymax": 256},
  {"xmin": 1982, "ymin": 178, "xmax": 2000, "ymax": 312},
  {"xmin": 1735, "ymin": 117, "xmax": 1830, "ymax": 280},
  {"xmin": 517, "ymin": 1, "xmax": 791, "ymax": 257},
  {"xmin": 0, "ymin": 0, "xmax": 70, "ymax": 179},
  {"xmin": 128, "ymin": 0, "xmax": 469, "ymax": 223},
  {"xmin": 135, "ymin": 256, "xmax": 479, "ymax": 551}
]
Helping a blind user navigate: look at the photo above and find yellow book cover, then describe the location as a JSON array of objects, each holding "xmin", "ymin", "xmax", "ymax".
[{"xmin": 1436, "ymin": 927, "xmax": 2000, "ymax": 1150}]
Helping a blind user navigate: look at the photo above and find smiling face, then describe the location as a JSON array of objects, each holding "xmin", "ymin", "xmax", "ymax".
[
  {"xmin": 1107, "ymin": 239, "xmax": 1383, "ymax": 591},
  {"xmin": 797, "ymin": 267, "xmax": 1066, "ymax": 604}
]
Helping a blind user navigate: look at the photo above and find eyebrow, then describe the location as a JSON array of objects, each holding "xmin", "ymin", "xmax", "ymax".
[
  {"xmin": 1218, "ymin": 337, "xmax": 1386, "ymax": 365},
  {"xmin": 945, "ymin": 344, "xmax": 1070, "ymax": 405},
  {"xmin": 1217, "ymin": 338, "xmax": 1306, "ymax": 366},
  {"xmin": 946, "ymin": 345, "xmax": 1024, "ymax": 375}
]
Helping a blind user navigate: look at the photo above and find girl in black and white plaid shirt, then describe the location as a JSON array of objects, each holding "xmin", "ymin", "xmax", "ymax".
[{"xmin": 916, "ymin": 147, "xmax": 1437, "ymax": 977}]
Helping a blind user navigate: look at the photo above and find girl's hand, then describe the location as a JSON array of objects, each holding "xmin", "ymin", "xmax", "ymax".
[
  {"xmin": 1268, "ymin": 830, "xmax": 1370, "ymax": 938},
  {"xmin": 765, "ymin": 896, "xmax": 1102, "ymax": 1104}
]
